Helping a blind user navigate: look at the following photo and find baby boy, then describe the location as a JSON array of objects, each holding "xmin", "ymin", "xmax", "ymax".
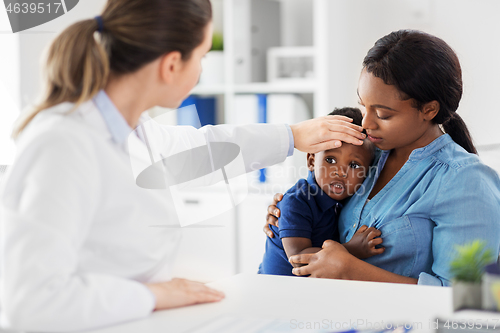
[{"xmin": 259, "ymin": 107, "xmax": 383, "ymax": 276}]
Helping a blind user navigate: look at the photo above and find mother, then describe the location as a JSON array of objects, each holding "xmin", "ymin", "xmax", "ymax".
[{"xmin": 265, "ymin": 30, "xmax": 500, "ymax": 286}]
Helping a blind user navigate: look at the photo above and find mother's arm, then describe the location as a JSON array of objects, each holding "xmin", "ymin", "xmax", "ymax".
[
  {"xmin": 289, "ymin": 162, "xmax": 500, "ymax": 285},
  {"xmin": 289, "ymin": 240, "xmax": 417, "ymax": 284},
  {"xmin": 264, "ymin": 196, "xmax": 417, "ymax": 283}
]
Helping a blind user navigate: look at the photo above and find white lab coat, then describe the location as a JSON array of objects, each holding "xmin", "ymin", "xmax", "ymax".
[{"xmin": 0, "ymin": 100, "xmax": 290, "ymax": 332}]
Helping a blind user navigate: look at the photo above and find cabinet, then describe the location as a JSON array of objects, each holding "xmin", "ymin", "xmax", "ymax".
[
  {"xmin": 156, "ymin": 0, "xmax": 330, "ymax": 282},
  {"xmin": 170, "ymin": 188, "xmax": 238, "ymax": 283},
  {"xmin": 177, "ymin": 0, "xmax": 329, "ymax": 120},
  {"xmin": 149, "ymin": 0, "xmax": 329, "ymax": 124},
  {"xmin": 171, "ymin": 185, "xmax": 285, "ymax": 282}
]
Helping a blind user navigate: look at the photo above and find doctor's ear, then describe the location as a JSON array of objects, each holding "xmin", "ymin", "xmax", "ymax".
[
  {"xmin": 159, "ymin": 51, "xmax": 183, "ymax": 84},
  {"xmin": 307, "ymin": 153, "xmax": 315, "ymax": 171}
]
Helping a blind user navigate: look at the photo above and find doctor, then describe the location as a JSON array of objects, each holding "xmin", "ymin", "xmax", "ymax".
[{"xmin": 0, "ymin": 0, "xmax": 367, "ymax": 332}]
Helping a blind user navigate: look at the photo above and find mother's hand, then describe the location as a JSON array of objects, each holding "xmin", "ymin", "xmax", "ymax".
[
  {"xmin": 263, "ymin": 193, "xmax": 283, "ymax": 238},
  {"xmin": 289, "ymin": 240, "xmax": 353, "ymax": 278},
  {"xmin": 290, "ymin": 115, "xmax": 365, "ymax": 154}
]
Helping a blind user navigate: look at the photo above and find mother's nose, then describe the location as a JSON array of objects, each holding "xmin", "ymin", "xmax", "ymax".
[{"xmin": 362, "ymin": 110, "xmax": 378, "ymax": 130}]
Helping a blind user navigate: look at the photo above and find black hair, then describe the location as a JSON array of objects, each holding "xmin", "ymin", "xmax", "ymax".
[
  {"xmin": 363, "ymin": 29, "xmax": 477, "ymax": 154},
  {"xmin": 328, "ymin": 107, "xmax": 365, "ymax": 133},
  {"xmin": 328, "ymin": 107, "xmax": 363, "ymax": 126},
  {"xmin": 328, "ymin": 107, "xmax": 375, "ymax": 163}
]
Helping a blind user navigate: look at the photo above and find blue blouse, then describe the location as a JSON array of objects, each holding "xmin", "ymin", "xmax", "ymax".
[{"xmin": 338, "ymin": 134, "xmax": 500, "ymax": 286}]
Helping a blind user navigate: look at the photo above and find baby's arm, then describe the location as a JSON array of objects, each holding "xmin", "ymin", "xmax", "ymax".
[
  {"xmin": 342, "ymin": 225, "xmax": 385, "ymax": 259},
  {"xmin": 282, "ymin": 237, "xmax": 322, "ymax": 267}
]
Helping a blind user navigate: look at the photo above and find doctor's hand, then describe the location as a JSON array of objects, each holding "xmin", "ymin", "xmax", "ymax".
[
  {"xmin": 289, "ymin": 240, "xmax": 353, "ymax": 279},
  {"xmin": 263, "ymin": 193, "xmax": 283, "ymax": 238},
  {"xmin": 290, "ymin": 115, "xmax": 366, "ymax": 153},
  {"xmin": 146, "ymin": 278, "xmax": 224, "ymax": 310}
]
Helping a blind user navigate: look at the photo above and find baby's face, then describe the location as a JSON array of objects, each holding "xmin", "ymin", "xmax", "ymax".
[{"xmin": 308, "ymin": 140, "xmax": 374, "ymax": 201}]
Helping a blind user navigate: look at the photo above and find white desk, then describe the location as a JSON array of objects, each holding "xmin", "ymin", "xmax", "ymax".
[{"xmin": 83, "ymin": 274, "xmax": 454, "ymax": 333}]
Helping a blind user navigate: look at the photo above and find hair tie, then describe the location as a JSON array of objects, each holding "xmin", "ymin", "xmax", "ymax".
[{"xmin": 95, "ymin": 16, "xmax": 104, "ymax": 33}]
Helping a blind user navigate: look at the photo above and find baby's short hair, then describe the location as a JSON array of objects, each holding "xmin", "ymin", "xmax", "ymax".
[
  {"xmin": 328, "ymin": 107, "xmax": 363, "ymax": 127},
  {"xmin": 328, "ymin": 107, "xmax": 374, "ymax": 161}
]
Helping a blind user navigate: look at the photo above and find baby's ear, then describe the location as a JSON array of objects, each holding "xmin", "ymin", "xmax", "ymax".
[{"xmin": 307, "ymin": 153, "xmax": 315, "ymax": 171}]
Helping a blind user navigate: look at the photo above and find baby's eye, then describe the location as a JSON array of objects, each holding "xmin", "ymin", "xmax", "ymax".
[
  {"xmin": 325, "ymin": 157, "xmax": 336, "ymax": 164},
  {"xmin": 349, "ymin": 161, "xmax": 361, "ymax": 169}
]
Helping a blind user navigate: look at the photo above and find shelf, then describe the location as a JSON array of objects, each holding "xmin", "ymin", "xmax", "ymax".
[
  {"xmin": 191, "ymin": 82, "xmax": 317, "ymax": 95},
  {"xmin": 189, "ymin": 0, "xmax": 328, "ymax": 116},
  {"xmin": 234, "ymin": 82, "xmax": 317, "ymax": 94}
]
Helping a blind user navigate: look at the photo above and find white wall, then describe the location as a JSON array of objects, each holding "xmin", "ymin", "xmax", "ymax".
[
  {"xmin": 0, "ymin": 0, "xmax": 106, "ymax": 164},
  {"xmin": 18, "ymin": 0, "xmax": 107, "ymax": 108},
  {"xmin": 6, "ymin": 0, "xmax": 500, "ymax": 148},
  {"xmin": 327, "ymin": 0, "xmax": 500, "ymax": 147},
  {"xmin": 0, "ymin": 6, "xmax": 20, "ymax": 164}
]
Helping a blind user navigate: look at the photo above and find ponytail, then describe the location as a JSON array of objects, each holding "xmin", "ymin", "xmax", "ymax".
[
  {"xmin": 12, "ymin": 0, "xmax": 212, "ymax": 139},
  {"xmin": 442, "ymin": 112, "xmax": 477, "ymax": 154},
  {"xmin": 12, "ymin": 19, "xmax": 109, "ymax": 138}
]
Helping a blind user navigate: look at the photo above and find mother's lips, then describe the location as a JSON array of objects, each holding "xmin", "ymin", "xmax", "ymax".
[{"xmin": 367, "ymin": 134, "xmax": 383, "ymax": 143}]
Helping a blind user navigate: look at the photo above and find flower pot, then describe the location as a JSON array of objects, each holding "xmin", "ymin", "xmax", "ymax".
[
  {"xmin": 453, "ymin": 281, "xmax": 482, "ymax": 311},
  {"xmin": 199, "ymin": 51, "xmax": 225, "ymax": 85}
]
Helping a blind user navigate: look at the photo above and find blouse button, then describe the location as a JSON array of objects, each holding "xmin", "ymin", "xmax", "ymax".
[{"xmin": 353, "ymin": 224, "xmax": 356, "ymax": 228}]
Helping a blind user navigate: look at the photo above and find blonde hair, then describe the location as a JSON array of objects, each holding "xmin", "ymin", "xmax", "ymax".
[{"xmin": 13, "ymin": 0, "xmax": 212, "ymax": 138}]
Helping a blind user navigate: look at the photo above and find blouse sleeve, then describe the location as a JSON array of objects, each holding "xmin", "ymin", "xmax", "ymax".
[
  {"xmin": 422, "ymin": 162, "xmax": 500, "ymax": 286},
  {"xmin": 1, "ymin": 129, "xmax": 155, "ymax": 332}
]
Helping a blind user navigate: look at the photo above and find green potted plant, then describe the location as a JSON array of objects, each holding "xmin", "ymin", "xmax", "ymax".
[
  {"xmin": 199, "ymin": 32, "xmax": 224, "ymax": 85},
  {"xmin": 450, "ymin": 240, "xmax": 495, "ymax": 311}
]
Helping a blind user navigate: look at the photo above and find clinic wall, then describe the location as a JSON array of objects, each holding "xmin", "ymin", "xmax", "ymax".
[
  {"xmin": 0, "ymin": 10, "xmax": 20, "ymax": 164},
  {"xmin": 19, "ymin": 0, "xmax": 107, "ymax": 108},
  {"xmin": 13, "ymin": 0, "xmax": 500, "ymax": 147},
  {"xmin": 327, "ymin": 0, "xmax": 500, "ymax": 147}
]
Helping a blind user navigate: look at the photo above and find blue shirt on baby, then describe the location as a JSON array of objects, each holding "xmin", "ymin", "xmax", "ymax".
[{"xmin": 258, "ymin": 171, "xmax": 342, "ymax": 276}]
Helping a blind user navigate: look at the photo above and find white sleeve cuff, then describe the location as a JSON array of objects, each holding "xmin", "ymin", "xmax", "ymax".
[{"xmin": 285, "ymin": 124, "xmax": 294, "ymax": 157}]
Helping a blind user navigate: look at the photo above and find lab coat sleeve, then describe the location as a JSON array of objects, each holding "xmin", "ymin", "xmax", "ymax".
[
  {"xmin": 1, "ymin": 129, "xmax": 155, "ymax": 332},
  {"xmin": 147, "ymin": 121, "xmax": 291, "ymax": 172},
  {"xmin": 201, "ymin": 123, "xmax": 291, "ymax": 171}
]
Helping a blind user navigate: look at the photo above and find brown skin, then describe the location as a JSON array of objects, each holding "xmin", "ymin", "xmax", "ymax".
[
  {"xmin": 282, "ymin": 142, "xmax": 384, "ymax": 264},
  {"xmin": 264, "ymin": 70, "xmax": 444, "ymax": 284},
  {"xmin": 357, "ymin": 69, "xmax": 442, "ymax": 199},
  {"xmin": 308, "ymin": 142, "xmax": 374, "ymax": 201},
  {"xmin": 284, "ymin": 225, "xmax": 384, "ymax": 268}
]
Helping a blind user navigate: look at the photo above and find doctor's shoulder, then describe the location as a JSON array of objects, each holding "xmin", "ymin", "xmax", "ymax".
[
  {"xmin": 18, "ymin": 100, "xmax": 103, "ymax": 144},
  {"xmin": 13, "ymin": 101, "xmax": 102, "ymax": 169}
]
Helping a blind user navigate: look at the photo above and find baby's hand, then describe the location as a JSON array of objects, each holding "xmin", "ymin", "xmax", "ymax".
[{"xmin": 343, "ymin": 225, "xmax": 384, "ymax": 259}]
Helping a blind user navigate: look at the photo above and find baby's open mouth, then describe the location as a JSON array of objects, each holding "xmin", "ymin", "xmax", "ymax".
[{"xmin": 330, "ymin": 181, "xmax": 345, "ymax": 195}]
